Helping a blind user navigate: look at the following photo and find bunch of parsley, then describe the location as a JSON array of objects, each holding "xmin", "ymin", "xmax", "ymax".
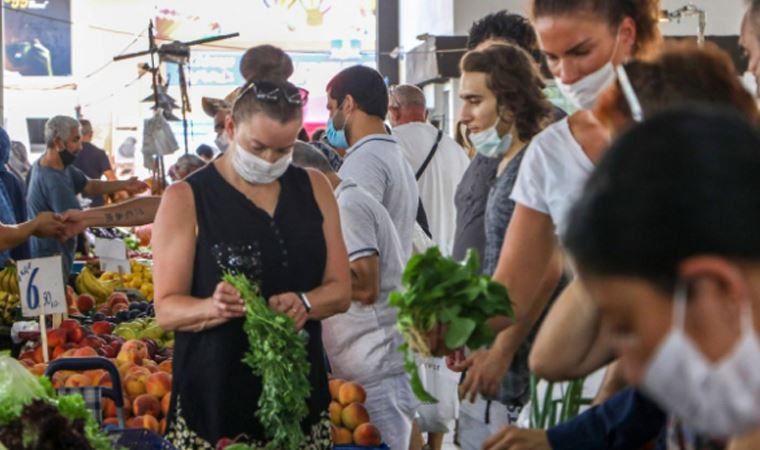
[{"xmin": 224, "ymin": 273, "xmax": 311, "ymax": 450}]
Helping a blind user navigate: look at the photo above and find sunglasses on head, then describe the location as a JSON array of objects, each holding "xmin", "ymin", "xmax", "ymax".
[{"xmin": 235, "ymin": 80, "xmax": 309, "ymax": 107}]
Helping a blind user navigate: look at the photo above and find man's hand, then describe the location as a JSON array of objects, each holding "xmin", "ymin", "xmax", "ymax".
[
  {"xmin": 123, "ymin": 177, "xmax": 149, "ymax": 195},
  {"xmin": 460, "ymin": 348, "xmax": 513, "ymax": 402},
  {"xmin": 482, "ymin": 426, "xmax": 552, "ymax": 450},
  {"xmin": 60, "ymin": 210, "xmax": 88, "ymax": 241},
  {"xmin": 31, "ymin": 212, "xmax": 67, "ymax": 240},
  {"xmin": 446, "ymin": 348, "xmax": 470, "ymax": 372}
]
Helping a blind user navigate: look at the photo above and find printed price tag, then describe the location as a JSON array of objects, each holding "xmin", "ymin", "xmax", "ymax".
[{"xmin": 17, "ymin": 256, "xmax": 67, "ymax": 317}]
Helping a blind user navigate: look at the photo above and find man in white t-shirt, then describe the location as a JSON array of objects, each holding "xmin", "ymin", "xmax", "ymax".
[
  {"xmin": 292, "ymin": 145, "xmax": 418, "ymax": 450},
  {"xmin": 325, "ymin": 65, "xmax": 419, "ymax": 261},
  {"xmin": 389, "ymin": 85, "xmax": 469, "ymax": 256}
]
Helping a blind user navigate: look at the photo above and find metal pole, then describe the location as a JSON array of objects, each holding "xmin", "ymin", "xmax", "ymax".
[{"xmin": 178, "ymin": 64, "xmax": 189, "ymax": 154}]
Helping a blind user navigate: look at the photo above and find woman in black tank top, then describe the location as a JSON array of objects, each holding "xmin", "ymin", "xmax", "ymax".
[{"xmin": 151, "ymin": 80, "xmax": 351, "ymax": 449}]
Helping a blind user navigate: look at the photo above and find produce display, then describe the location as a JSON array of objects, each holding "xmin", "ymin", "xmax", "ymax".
[
  {"xmin": 0, "ymin": 357, "xmax": 112, "ymax": 450},
  {"xmin": 0, "ymin": 264, "xmax": 20, "ymax": 326},
  {"xmin": 390, "ymin": 247, "xmax": 514, "ymax": 402},
  {"xmin": 221, "ymin": 273, "xmax": 311, "ymax": 450},
  {"xmin": 328, "ymin": 379, "xmax": 383, "ymax": 447}
]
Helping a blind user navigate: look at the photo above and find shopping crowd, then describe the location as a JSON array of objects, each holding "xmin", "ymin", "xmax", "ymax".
[{"xmin": 3, "ymin": 0, "xmax": 760, "ymax": 449}]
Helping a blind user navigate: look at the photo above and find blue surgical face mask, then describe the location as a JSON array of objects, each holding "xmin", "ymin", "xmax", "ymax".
[
  {"xmin": 469, "ymin": 119, "xmax": 512, "ymax": 158},
  {"xmin": 326, "ymin": 117, "xmax": 348, "ymax": 149}
]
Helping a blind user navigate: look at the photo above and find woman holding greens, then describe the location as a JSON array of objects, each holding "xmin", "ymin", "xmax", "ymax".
[{"xmin": 152, "ymin": 79, "xmax": 351, "ymax": 449}]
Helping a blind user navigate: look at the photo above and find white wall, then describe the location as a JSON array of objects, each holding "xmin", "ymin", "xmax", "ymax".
[{"xmin": 399, "ymin": 0, "xmax": 455, "ymax": 52}]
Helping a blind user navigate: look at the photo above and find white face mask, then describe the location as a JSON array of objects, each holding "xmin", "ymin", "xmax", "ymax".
[
  {"xmin": 641, "ymin": 283, "xmax": 760, "ymax": 438},
  {"xmin": 232, "ymin": 143, "xmax": 292, "ymax": 185},
  {"xmin": 555, "ymin": 32, "xmax": 622, "ymax": 111},
  {"xmin": 215, "ymin": 134, "xmax": 230, "ymax": 153},
  {"xmin": 469, "ymin": 119, "xmax": 513, "ymax": 158}
]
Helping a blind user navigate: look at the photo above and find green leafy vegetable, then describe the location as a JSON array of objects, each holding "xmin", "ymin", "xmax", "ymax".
[
  {"xmin": 390, "ymin": 247, "xmax": 514, "ymax": 402},
  {"xmin": 224, "ymin": 272, "xmax": 311, "ymax": 450}
]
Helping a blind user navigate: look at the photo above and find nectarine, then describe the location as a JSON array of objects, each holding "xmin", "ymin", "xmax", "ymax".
[
  {"xmin": 64, "ymin": 373, "xmax": 92, "ymax": 388},
  {"xmin": 340, "ymin": 402, "xmax": 369, "ymax": 431},
  {"xmin": 353, "ymin": 423, "xmax": 382, "ymax": 447},
  {"xmin": 145, "ymin": 371, "xmax": 171, "ymax": 399},
  {"xmin": 133, "ymin": 394, "xmax": 161, "ymax": 417},
  {"xmin": 338, "ymin": 382, "xmax": 366, "ymax": 405},
  {"xmin": 329, "ymin": 401, "xmax": 343, "ymax": 426},
  {"xmin": 331, "ymin": 425, "xmax": 353, "ymax": 445},
  {"xmin": 329, "ymin": 378, "xmax": 345, "ymax": 401}
]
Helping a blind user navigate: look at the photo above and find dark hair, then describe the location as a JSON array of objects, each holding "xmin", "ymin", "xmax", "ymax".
[
  {"xmin": 326, "ymin": 65, "xmax": 388, "ymax": 120},
  {"xmin": 239, "ymin": 45, "xmax": 294, "ymax": 83},
  {"xmin": 460, "ymin": 44, "xmax": 553, "ymax": 142},
  {"xmin": 292, "ymin": 141, "xmax": 334, "ymax": 173},
  {"xmin": 531, "ymin": 0, "xmax": 662, "ymax": 57},
  {"xmin": 565, "ymin": 108, "xmax": 760, "ymax": 292},
  {"xmin": 466, "ymin": 10, "xmax": 542, "ymax": 63},
  {"xmin": 311, "ymin": 128, "xmax": 326, "ymax": 142},
  {"xmin": 232, "ymin": 80, "xmax": 303, "ymax": 125},
  {"xmin": 195, "ymin": 144, "xmax": 214, "ymax": 159},
  {"xmin": 298, "ymin": 128, "xmax": 310, "ymax": 142},
  {"xmin": 596, "ymin": 43, "xmax": 760, "ymax": 127}
]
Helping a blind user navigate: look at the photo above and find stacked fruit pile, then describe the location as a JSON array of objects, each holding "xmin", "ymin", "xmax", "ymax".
[
  {"xmin": 120, "ymin": 260, "xmax": 154, "ymax": 301},
  {"xmin": 17, "ymin": 321, "xmax": 174, "ymax": 436},
  {"xmin": 75, "ymin": 267, "xmax": 119, "ymax": 304},
  {"xmin": 0, "ymin": 264, "xmax": 20, "ymax": 325},
  {"xmin": 328, "ymin": 379, "xmax": 382, "ymax": 447}
]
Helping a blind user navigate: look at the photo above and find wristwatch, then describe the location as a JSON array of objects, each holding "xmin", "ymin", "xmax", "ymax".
[{"xmin": 298, "ymin": 292, "xmax": 312, "ymax": 313}]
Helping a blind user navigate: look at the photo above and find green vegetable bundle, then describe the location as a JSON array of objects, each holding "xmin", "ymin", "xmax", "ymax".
[
  {"xmin": 390, "ymin": 247, "xmax": 513, "ymax": 402},
  {"xmin": 224, "ymin": 273, "xmax": 311, "ymax": 450}
]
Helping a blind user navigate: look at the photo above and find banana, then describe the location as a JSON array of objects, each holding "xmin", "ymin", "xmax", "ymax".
[
  {"xmin": 7, "ymin": 268, "xmax": 19, "ymax": 296},
  {"xmin": 79, "ymin": 268, "xmax": 111, "ymax": 303},
  {"xmin": 0, "ymin": 270, "xmax": 10, "ymax": 293}
]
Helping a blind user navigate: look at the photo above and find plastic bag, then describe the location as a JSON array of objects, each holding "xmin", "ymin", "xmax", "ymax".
[
  {"xmin": 413, "ymin": 355, "xmax": 459, "ymax": 433},
  {"xmin": 0, "ymin": 356, "xmax": 49, "ymax": 423}
]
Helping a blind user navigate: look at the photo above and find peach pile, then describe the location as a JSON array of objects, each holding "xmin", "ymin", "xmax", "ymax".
[
  {"xmin": 19, "ymin": 337, "xmax": 173, "ymax": 436},
  {"xmin": 328, "ymin": 378, "xmax": 383, "ymax": 447}
]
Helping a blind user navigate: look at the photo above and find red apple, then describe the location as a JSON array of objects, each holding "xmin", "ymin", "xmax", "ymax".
[{"xmin": 76, "ymin": 294, "xmax": 95, "ymax": 314}]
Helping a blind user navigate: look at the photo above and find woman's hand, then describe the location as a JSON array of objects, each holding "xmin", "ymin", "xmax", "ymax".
[
  {"xmin": 482, "ymin": 426, "xmax": 551, "ymax": 450},
  {"xmin": 268, "ymin": 292, "xmax": 308, "ymax": 330},
  {"xmin": 209, "ymin": 282, "xmax": 245, "ymax": 320}
]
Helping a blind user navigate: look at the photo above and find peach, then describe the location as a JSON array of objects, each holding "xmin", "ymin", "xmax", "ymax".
[
  {"xmin": 103, "ymin": 398, "xmax": 117, "ymax": 418},
  {"xmin": 145, "ymin": 372, "xmax": 171, "ymax": 399},
  {"xmin": 47, "ymin": 328, "xmax": 67, "ymax": 348},
  {"xmin": 51, "ymin": 345, "xmax": 67, "ymax": 360},
  {"xmin": 32, "ymin": 345, "xmax": 47, "ymax": 364},
  {"xmin": 66, "ymin": 285, "xmax": 76, "ymax": 306},
  {"xmin": 118, "ymin": 361, "xmax": 137, "ymax": 378},
  {"xmin": 133, "ymin": 394, "xmax": 161, "ymax": 417},
  {"xmin": 128, "ymin": 415, "xmax": 160, "ymax": 433},
  {"xmin": 160, "ymin": 417, "xmax": 167, "ymax": 435},
  {"xmin": 124, "ymin": 372, "xmax": 148, "ymax": 398},
  {"xmin": 329, "ymin": 401, "xmax": 342, "ymax": 426},
  {"xmin": 161, "ymin": 392, "xmax": 171, "ymax": 417},
  {"xmin": 331, "ymin": 425, "xmax": 353, "ymax": 445},
  {"xmin": 329, "ymin": 378, "xmax": 345, "ymax": 401},
  {"xmin": 117, "ymin": 339, "xmax": 148, "ymax": 366},
  {"xmin": 51, "ymin": 370, "xmax": 73, "ymax": 388},
  {"xmin": 108, "ymin": 293, "xmax": 129, "ymax": 310},
  {"xmin": 340, "ymin": 402, "xmax": 369, "ymax": 431},
  {"xmin": 76, "ymin": 294, "xmax": 95, "ymax": 314},
  {"xmin": 158, "ymin": 360, "xmax": 172, "ymax": 374},
  {"xmin": 64, "ymin": 373, "xmax": 92, "ymax": 387},
  {"xmin": 93, "ymin": 371, "xmax": 113, "ymax": 388},
  {"xmin": 69, "ymin": 326, "xmax": 85, "ymax": 344},
  {"xmin": 142, "ymin": 359, "xmax": 158, "ymax": 373},
  {"xmin": 73, "ymin": 346, "xmax": 98, "ymax": 357},
  {"xmin": 29, "ymin": 363, "xmax": 47, "ymax": 376},
  {"xmin": 112, "ymin": 303, "xmax": 129, "ymax": 314},
  {"xmin": 338, "ymin": 382, "xmax": 366, "ymax": 406},
  {"xmin": 91, "ymin": 321, "xmax": 114, "ymax": 335},
  {"xmin": 353, "ymin": 423, "xmax": 382, "ymax": 447},
  {"xmin": 127, "ymin": 366, "xmax": 152, "ymax": 378}
]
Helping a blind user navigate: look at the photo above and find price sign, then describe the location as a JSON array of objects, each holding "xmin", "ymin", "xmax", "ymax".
[
  {"xmin": 94, "ymin": 238, "xmax": 131, "ymax": 274},
  {"xmin": 17, "ymin": 256, "xmax": 67, "ymax": 317}
]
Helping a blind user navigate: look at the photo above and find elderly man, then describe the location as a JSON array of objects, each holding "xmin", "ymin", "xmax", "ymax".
[
  {"xmin": 27, "ymin": 116, "xmax": 153, "ymax": 275},
  {"xmin": 292, "ymin": 145, "xmax": 417, "ymax": 450},
  {"xmin": 389, "ymin": 84, "xmax": 469, "ymax": 256}
]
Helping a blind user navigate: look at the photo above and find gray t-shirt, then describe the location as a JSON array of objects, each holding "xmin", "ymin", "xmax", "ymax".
[
  {"xmin": 27, "ymin": 161, "xmax": 88, "ymax": 275},
  {"xmin": 322, "ymin": 179, "xmax": 406, "ymax": 384},
  {"xmin": 338, "ymin": 134, "xmax": 418, "ymax": 261}
]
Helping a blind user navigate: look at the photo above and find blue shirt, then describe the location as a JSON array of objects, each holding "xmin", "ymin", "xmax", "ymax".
[
  {"xmin": 547, "ymin": 388, "xmax": 665, "ymax": 450},
  {"xmin": 27, "ymin": 161, "xmax": 88, "ymax": 275}
]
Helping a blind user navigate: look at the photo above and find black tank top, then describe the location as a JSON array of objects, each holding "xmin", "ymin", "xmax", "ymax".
[{"xmin": 169, "ymin": 163, "xmax": 330, "ymax": 446}]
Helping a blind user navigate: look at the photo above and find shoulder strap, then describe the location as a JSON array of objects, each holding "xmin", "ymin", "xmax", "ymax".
[{"xmin": 415, "ymin": 129, "xmax": 444, "ymax": 180}]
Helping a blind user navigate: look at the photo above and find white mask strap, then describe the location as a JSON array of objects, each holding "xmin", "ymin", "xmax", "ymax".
[
  {"xmin": 616, "ymin": 65, "xmax": 644, "ymax": 122},
  {"xmin": 673, "ymin": 282, "xmax": 689, "ymax": 330}
]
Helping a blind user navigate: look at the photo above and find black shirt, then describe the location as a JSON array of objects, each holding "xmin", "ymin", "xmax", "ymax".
[{"xmin": 73, "ymin": 142, "xmax": 112, "ymax": 207}]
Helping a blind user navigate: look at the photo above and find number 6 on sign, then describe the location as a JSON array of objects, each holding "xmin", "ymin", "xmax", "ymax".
[{"xmin": 18, "ymin": 256, "xmax": 67, "ymax": 317}]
